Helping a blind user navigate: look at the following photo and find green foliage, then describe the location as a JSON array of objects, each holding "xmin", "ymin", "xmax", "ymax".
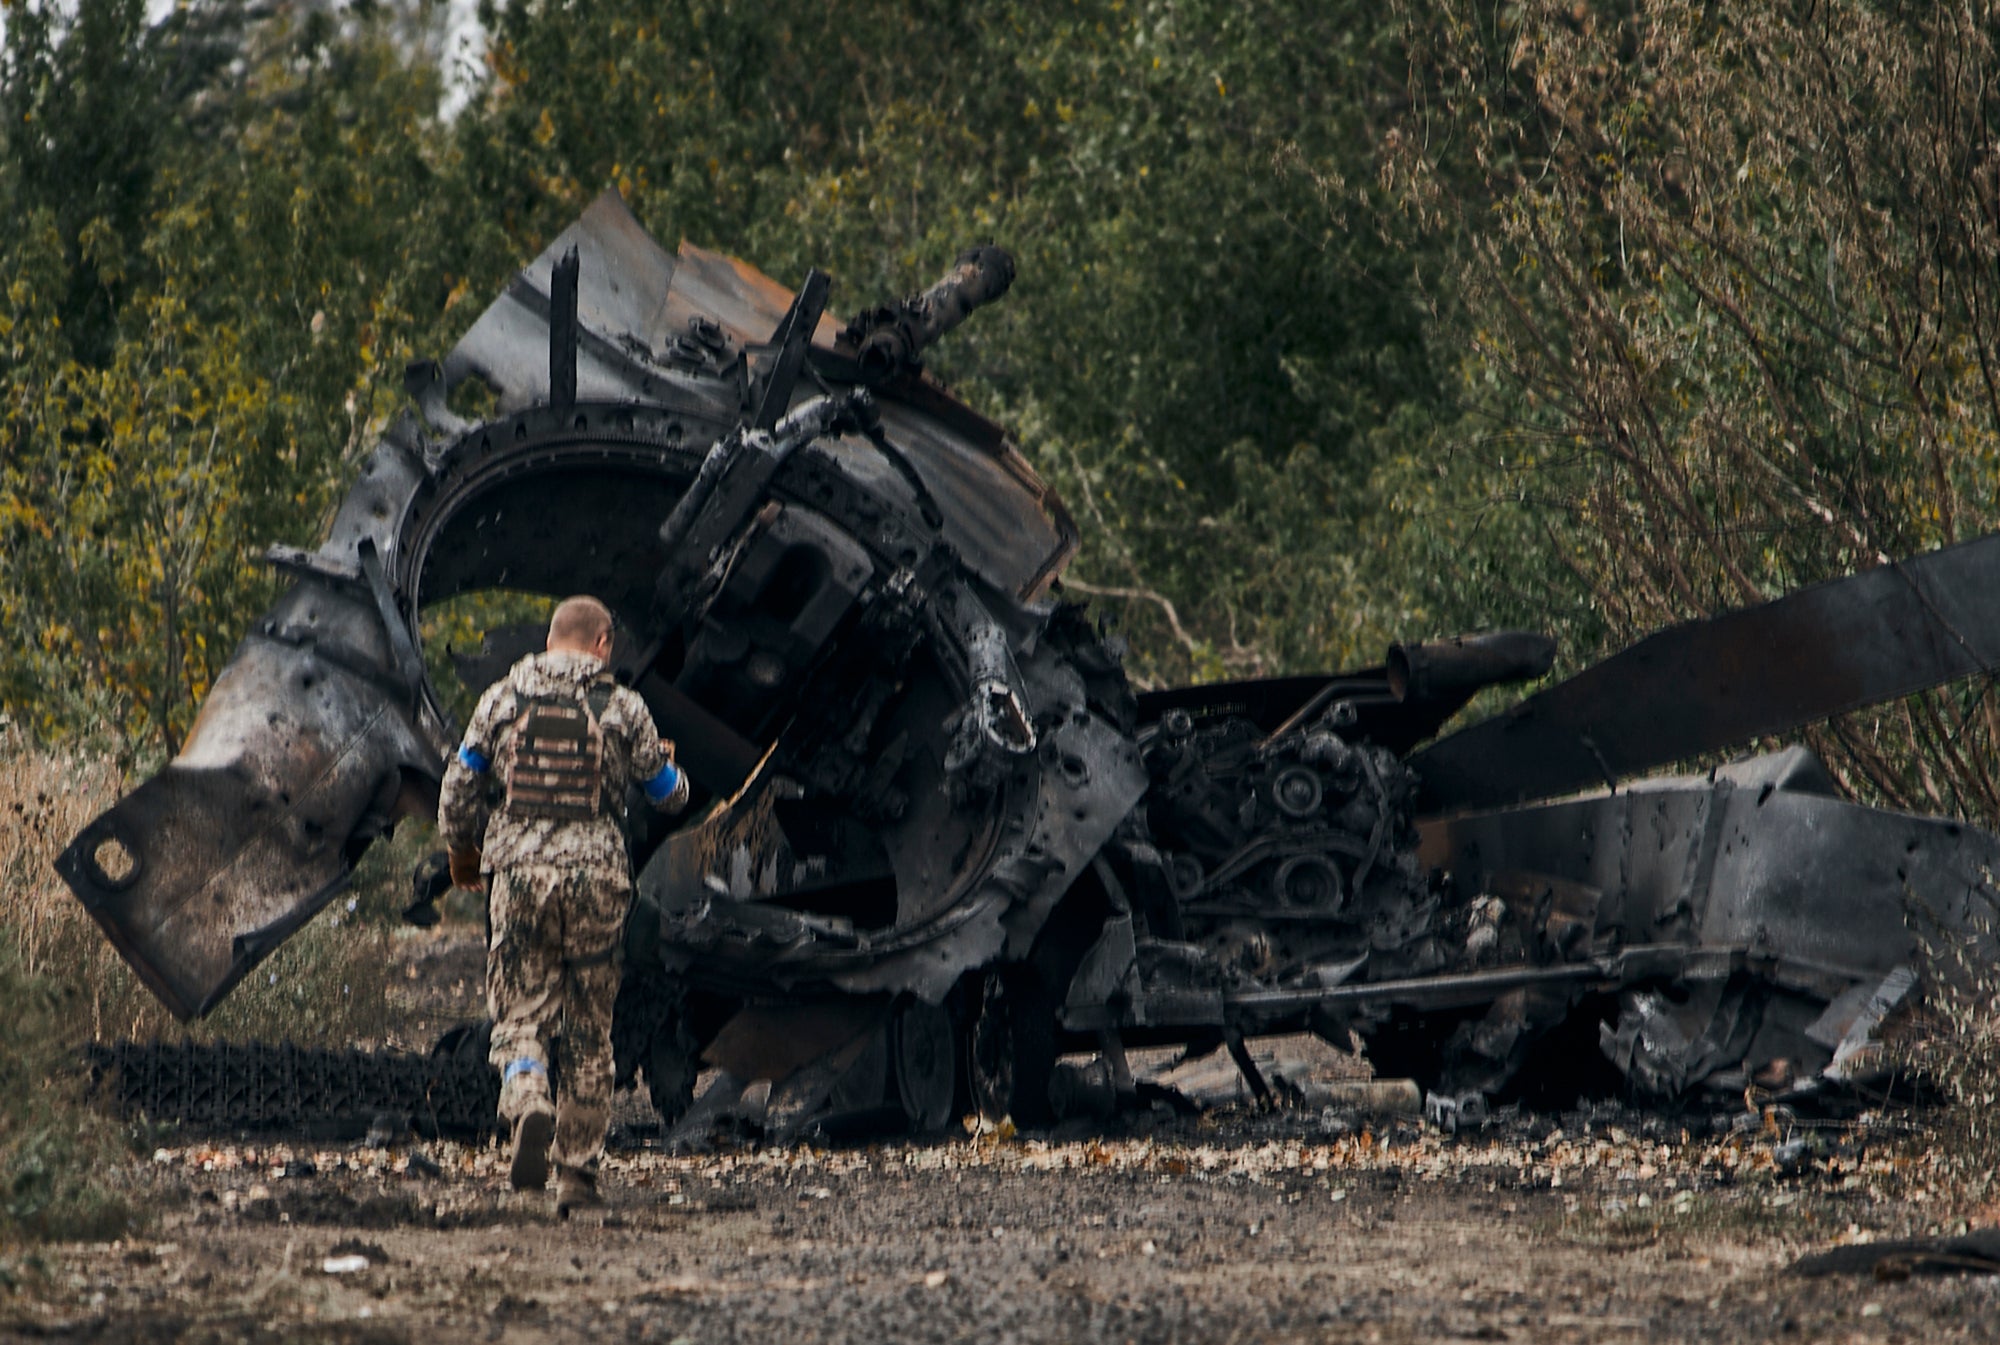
[
  {"xmin": 1, "ymin": 0, "xmax": 161, "ymax": 365},
  {"xmin": 421, "ymin": 588, "xmax": 555, "ymax": 727},
  {"xmin": 0, "ymin": 2, "xmax": 470, "ymax": 753}
]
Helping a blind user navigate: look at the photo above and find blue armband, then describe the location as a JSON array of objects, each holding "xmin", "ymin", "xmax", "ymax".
[
  {"xmin": 643, "ymin": 762, "xmax": 682, "ymax": 802},
  {"xmin": 457, "ymin": 745, "xmax": 490, "ymax": 773}
]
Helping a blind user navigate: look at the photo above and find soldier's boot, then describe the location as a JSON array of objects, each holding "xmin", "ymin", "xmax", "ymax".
[
  {"xmin": 499, "ymin": 1056, "xmax": 555, "ymax": 1190},
  {"xmin": 509, "ymin": 1103, "xmax": 555, "ymax": 1191},
  {"xmin": 555, "ymin": 1165, "xmax": 602, "ymax": 1220}
]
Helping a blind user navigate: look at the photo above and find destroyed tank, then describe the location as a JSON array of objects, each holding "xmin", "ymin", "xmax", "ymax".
[{"xmin": 59, "ymin": 193, "xmax": 2000, "ymax": 1136}]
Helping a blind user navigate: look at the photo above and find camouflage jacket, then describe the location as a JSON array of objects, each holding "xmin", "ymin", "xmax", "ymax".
[{"xmin": 438, "ymin": 649, "xmax": 681, "ymax": 874}]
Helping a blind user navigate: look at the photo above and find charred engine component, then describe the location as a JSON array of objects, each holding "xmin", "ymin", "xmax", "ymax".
[
  {"xmin": 1085, "ymin": 633, "xmax": 1559, "ymax": 1024},
  {"xmin": 1143, "ymin": 709, "xmax": 1432, "ymax": 977},
  {"xmin": 1068, "ymin": 702, "xmax": 1439, "ymax": 1045}
]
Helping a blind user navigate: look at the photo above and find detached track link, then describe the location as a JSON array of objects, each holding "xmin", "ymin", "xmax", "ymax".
[{"xmin": 84, "ymin": 1040, "xmax": 501, "ymax": 1141}]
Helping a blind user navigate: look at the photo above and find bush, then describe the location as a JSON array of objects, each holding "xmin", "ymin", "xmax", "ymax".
[{"xmin": 0, "ymin": 732, "xmax": 144, "ymax": 1241}]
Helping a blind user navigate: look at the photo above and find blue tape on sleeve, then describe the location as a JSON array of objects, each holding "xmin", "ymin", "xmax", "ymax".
[
  {"xmin": 643, "ymin": 762, "xmax": 682, "ymax": 803},
  {"xmin": 503, "ymin": 1058, "xmax": 547, "ymax": 1082},
  {"xmin": 457, "ymin": 745, "xmax": 490, "ymax": 773}
]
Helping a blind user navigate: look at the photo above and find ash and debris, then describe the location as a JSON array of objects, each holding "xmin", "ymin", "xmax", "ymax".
[{"xmin": 109, "ymin": 1098, "xmax": 1948, "ymax": 1211}]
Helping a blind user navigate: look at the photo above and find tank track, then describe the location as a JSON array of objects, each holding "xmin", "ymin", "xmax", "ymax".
[{"xmin": 85, "ymin": 1040, "xmax": 500, "ymax": 1141}]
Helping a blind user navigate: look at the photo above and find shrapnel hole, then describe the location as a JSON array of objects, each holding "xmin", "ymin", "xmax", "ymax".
[{"xmin": 93, "ymin": 835, "xmax": 137, "ymax": 883}]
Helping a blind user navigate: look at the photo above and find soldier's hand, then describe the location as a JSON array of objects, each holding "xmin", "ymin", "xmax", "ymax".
[{"xmin": 447, "ymin": 845, "xmax": 485, "ymax": 890}]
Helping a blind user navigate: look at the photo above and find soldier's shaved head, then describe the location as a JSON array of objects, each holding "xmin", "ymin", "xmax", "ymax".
[{"xmin": 547, "ymin": 596, "xmax": 614, "ymax": 654}]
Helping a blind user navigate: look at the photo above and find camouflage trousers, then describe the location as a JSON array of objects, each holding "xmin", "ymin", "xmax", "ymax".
[{"xmin": 486, "ymin": 862, "xmax": 631, "ymax": 1175}]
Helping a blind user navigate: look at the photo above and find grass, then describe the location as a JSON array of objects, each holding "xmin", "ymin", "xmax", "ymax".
[{"xmin": 0, "ymin": 948, "xmax": 138, "ymax": 1245}]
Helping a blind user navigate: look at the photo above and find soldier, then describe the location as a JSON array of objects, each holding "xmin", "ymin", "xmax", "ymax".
[{"xmin": 438, "ymin": 595, "xmax": 689, "ymax": 1216}]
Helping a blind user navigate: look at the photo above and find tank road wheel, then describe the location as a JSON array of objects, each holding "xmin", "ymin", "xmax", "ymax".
[
  {"xmin": 968, "ymin": 969, "xmax": 1058, "ymax": 1127},
  {"xmin": 890, "ymin": 999, "xmax": 958, "ymax": 1133}
]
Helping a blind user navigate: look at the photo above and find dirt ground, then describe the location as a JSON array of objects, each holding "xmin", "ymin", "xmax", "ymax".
[
  {"xmin": 8, "ymin": 928, "xmax": 2000, "ymax": 1344},
  {"xmin": 4, "ymin": 1100, "xmax": 1999, "ymax": 1344}
]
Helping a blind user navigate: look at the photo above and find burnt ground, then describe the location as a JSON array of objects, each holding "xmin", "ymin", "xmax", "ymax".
[{"xmin": 7, "ymin": 929, "xmax": 2000, "ymax": 1343}]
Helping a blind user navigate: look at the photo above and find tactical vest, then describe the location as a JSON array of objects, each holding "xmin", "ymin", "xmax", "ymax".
[{"xmin": 501, "ymin": 680, "xmax": 617, "ymax": 822}]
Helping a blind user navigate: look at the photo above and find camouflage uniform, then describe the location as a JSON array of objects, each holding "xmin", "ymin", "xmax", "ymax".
[{"xmin": 437, "ymin": 648, "xmax": 685, "ymax": 1184}]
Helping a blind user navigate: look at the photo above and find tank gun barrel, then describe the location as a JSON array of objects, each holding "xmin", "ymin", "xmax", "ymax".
[
  {"xmin": 1386, "ymin": 632, "xmax": 1557, "ymax": 704},
  {"xmin": 844, "ymin": 244, "xmax": 1016, "ymax": 382}
]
